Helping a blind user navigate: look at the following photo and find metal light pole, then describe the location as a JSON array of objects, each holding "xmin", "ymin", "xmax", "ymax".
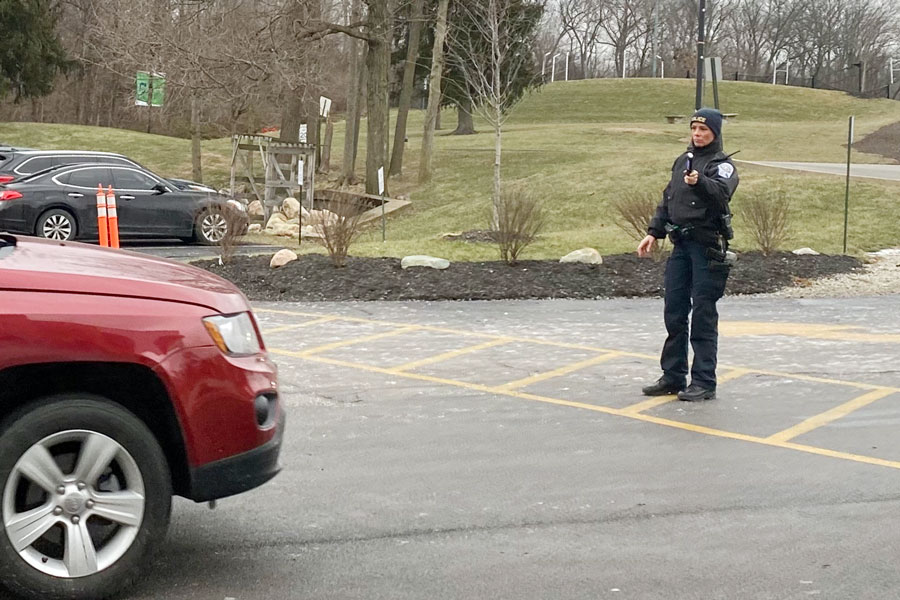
[
  {"xmin": 695, "ymin": 0, "xmax": 706, "ymax": 109},
  {"xmin": 565, "ymin": 52, "xmax": 570, "ymax": 81},
  {"xmin": 657, "ymin": 56, "xmax": 664, "ymax": 78}
]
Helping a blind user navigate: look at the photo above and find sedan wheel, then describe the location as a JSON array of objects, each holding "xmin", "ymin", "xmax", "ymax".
[
  {"xmin": 36, "ymin": 210, "xmax": 77, "ymax": 241},
  {"xmin": 198, "ymin": 209, "xmax": 228, "ymax": 244},
  {"xmin": 0, "ymin": 396, "xmax": 171, "ymax": 600}
]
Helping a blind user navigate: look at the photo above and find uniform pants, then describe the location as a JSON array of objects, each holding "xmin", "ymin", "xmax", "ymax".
[{"xmin": 660, "ymin": 240, "xmax": 729, "ymax": 389}]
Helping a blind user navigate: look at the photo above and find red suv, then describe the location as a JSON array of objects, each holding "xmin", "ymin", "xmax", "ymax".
[{"xmin": 0, "ymin": 233, "xmax": 283, "ymax": 600}]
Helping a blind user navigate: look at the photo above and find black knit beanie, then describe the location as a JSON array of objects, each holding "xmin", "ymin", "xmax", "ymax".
[{"xmin": 690, "ymin": 108, "xmax": 723, "ymax": 140}]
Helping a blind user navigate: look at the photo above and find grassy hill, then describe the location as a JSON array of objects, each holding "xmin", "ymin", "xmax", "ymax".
[{"xmin": 3, "ymin": 78, "xmax": 899, "ymax": 256}]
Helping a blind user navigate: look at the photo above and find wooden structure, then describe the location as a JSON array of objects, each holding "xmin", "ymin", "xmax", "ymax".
[{"xmin": 229, "ymin": 134, "xmax": 317, "ymax": 216}]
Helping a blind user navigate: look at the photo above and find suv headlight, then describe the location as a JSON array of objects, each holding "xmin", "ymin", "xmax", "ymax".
[{"xmin": 203, "ymin": 312, "xmax": 261, "ymax": 355}]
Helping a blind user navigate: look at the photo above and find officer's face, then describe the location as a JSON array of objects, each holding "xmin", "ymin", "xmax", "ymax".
[{"xmin": 690, "ymin": 122, "xmax": 715, "ymax": 148}]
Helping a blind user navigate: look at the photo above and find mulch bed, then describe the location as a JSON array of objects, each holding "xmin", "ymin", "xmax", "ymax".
[{"xmin": 197, "ymin": 251, "xmax": 862, "ymax": 302}]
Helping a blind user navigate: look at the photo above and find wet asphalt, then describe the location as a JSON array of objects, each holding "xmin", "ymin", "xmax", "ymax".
[{"xmin": 130, "ymin": 295, "xmax": 900, "ymax": 600}]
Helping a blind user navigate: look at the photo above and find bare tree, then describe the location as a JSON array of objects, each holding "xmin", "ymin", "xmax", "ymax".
[
  {"xmin": 389, "ymin": 0, "xmax": 425, "ymax": 176},
  {"xmin": 445, "ymin": 0, "xmax": 542, "ymax": 219},
  {"xmin": 418, "ymin": 0, "xmax": 450, "ymax": 184}
]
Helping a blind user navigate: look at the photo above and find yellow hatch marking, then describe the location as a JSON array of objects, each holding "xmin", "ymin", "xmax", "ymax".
[
  {"xmin": 269, "ymin": 349, "xmax": 900, "ymax": 472},
  {"xmin": 767, "ymin": 388, "xmax": 898, "ymax": 443},
  {"xmin": 497, "ymin": 352, "xmax": 622, "ymax": 391},
  {"xmin": 387, "ymin": 339, "xmax": 513, "ymax": 373},
  {"xmin": 261, "ymin": 316, "xmax": 338, "ymax": 335}
]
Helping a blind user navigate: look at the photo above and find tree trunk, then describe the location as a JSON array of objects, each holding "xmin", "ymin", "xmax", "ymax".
[
  {"xmin": 280, "ymin": 92, "xmax": 303, "ymax": 143},
  {"xmin": 418, "ymin": 0, "xmax": 450, "ymax": 184},
  {"xmin": 452, "ymin": 99, "xmax": 475, "ymax": 135},
  {"xmin": 389, "ymin": 0, "xmax": 425, "ymax": 177},
  {"xmin": 190, "ymin": 91, "xmax": 203, "ymax": 183},
  {"xmin": 341, "ymin": 0, "xmax": 364, "ymax": 186},
  {"xmin": 321, "ymin": 115, "xmax": 334, "ymax": 172},
  {"xmin": 364, "ymin": 0, "xmax": 391, "ymax": 196}
]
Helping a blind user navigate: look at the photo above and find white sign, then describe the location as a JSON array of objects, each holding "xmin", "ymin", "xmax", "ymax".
[
  {"xmin": 298, "ymin": 124, "xmax": 307, "ymax": 143},
  {"xmin": 703, "ymin": 57, "xmax": 723, "ymax": 82},
  {"xmin": 319, "ymin": 96, "xmax": 332, "ymax": 118},
  {"xmin": 377, "ymin": 167, "xmax": 385, "ymax": 195},
  {"xmin": 297, "ymin": 160, "xmax": 304, "ymax": 184}
]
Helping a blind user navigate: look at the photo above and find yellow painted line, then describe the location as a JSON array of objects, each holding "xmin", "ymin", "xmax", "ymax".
[
  {"xmin": 261, "ymin": 316, "xmax": 338, "ymax": 335},
  {"xmin": 387, "ymin": 339, "xmax": 512, "ymax": 373},
  {"xmin": 269, "ymin": 348, "xmax": 900, "ymax": 472},
  {"xmin": 294, "ymin": 325, "xmax": 420, "ymax": 357},
  {"xmin": 621, "ymin": 369, "xmax": 751, "ymax": 415},
  {"xmin": 620, "ymin": 394, "xmax": 678, "ymax": 415},
  {"xmin": 497, "ymin": 352, "xmax": 622, "ymax": 391},
  {"xmin": 721, "ymin": 321, "xmax": 900, "ymax": 343},
  {"xmin": 257, "ymin": 308, "xmax": 900, "ymax": 393},
  {"xmin": 717, "ymin": 367, "xmax": 752, "ymax": 384},
  {"xmin": 766, "ymin": 388, "xmax": 898, "ymax": 443}
]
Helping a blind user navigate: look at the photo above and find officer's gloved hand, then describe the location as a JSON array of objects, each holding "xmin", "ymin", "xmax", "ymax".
[{"xmin": 683, "ymin": 170, "xmax": 699, "ymax": 186}]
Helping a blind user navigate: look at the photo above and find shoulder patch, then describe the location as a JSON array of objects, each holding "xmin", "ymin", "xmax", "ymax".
[{"xmin": 717, "ymin": 163, "xmax": 734, "ymax": 179}]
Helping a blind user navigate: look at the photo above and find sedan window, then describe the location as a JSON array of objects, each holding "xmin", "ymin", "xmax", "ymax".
[
  {"xmin": 64, "ymin": 167, "xmax": 113, "ymax": 189},
  {"xmin": 112, "ymin": 168, "xmax": 160, "ymax": 191},
  {"xmin": 15, "ymin": 156, "xmax": 55, "ymax": 175}
]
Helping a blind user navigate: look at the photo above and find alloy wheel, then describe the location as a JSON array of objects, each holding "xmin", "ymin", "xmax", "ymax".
[
  {"xmin": 2, "ymin": 430, "xmax": 145, "ymax": 578},
  {"xmin": 41, "ymin": 214, "xmax": 73, "ymax": 240},
  {"xmin": 200, "ymin": 212, "xmax": 227, "ymax": 243}
]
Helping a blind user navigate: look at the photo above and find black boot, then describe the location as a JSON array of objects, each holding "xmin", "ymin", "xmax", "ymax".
[
  {"xmin": 677, "ymin": 383, "xmax": 716, "ymax": 402},
  {"xmin": 641, "ymin": 377, "xmax": 685, "ymax": 396}
]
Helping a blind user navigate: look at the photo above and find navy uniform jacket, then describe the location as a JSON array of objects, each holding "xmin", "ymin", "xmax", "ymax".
[{"xmin": 648, "ymin": 138, "xmax": 739, "ymax": 247}]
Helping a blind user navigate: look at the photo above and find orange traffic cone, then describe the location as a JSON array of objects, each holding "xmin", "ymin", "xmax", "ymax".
[
  {"xmin": 106, "ymin": 185, "xmax": 120, "ymax": 248},
  {"xmin": 96, "ymin": 184, "xmax": 109, "ymax": 247}
]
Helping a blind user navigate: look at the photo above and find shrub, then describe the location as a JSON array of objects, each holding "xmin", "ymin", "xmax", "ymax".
[
  {"xmin": 217, "ymin": 204, "xmax": 248, "ymax": 265},
  {"xmin": 740, "ymin": 190, "xmax": 790, "ymax": 256},
  {"xmin": 314, "ymin": 198, "xmax": 366, "ymax": 267},
  {"xmin": 491, "ymin": 185, "xmax": 545, "ymax": 265},
  {"xmin": 611, "ymin": 190, "xmax": 667, "ymax": 260}
]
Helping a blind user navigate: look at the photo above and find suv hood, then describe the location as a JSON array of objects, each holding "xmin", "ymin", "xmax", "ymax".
[{"xmin": 0, "ymin": 235, "xmax": 249, "ymax": 314}]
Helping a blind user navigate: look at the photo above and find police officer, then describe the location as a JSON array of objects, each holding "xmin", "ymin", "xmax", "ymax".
[{"xmin": 637, "ymin": 108, "xmax": 738, "ymax": 401}]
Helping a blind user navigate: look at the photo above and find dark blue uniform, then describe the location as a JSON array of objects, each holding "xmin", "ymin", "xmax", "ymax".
[{"xmin": 648, "ymin": 137, "xmax": 739, "ymax": 391}]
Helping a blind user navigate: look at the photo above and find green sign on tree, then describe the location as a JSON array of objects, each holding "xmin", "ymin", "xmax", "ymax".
[{"xmin": 135, "ymin": 72, "xmax": 165, "ymax": 107}]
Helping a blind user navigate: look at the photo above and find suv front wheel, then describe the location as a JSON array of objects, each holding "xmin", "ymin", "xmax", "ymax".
[{"xmin": 0, "ymin": 395, "xmax": 172, "ymax": 600}]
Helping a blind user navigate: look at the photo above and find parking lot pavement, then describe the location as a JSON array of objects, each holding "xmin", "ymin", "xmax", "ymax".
[{"xmin": 136, "ymin": 296, "xmax": 900, "ymax": 600}]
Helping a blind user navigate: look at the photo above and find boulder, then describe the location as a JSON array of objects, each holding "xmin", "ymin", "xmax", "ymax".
[
  {"xmin": 265, "ymin": 212, "xmax": 288, "ymax": 231},
  {"xmin": 792, "ymin": 247, "xmax": 820, "ymax": 256},
  {"xmin": 282, "ymin": 197, "xmax": 301, "ymax": 220},
  {"xmin": 560, "ymin": 248, "xmax": 603, "ymax": 265},
  {"xmin": 300, "ymin": 205, "xmax": 311, "ymax": 222},
  {"xmin": 401, "ymin": 255, "xmax": 450, "ymax": 270},
  {"xmin": 269, "ymin": 249, "xmax": 298, "ymax": 268},
  {"xmin": 273, "ymin": 224, "xmax": 300, "ymax": 237},
  {"xmin": 248, "ymin": 200, "xmax": 265, "ymax": 218},
  {"xmin": 247, "ymin": 224, "xmax": 262, "ymax": 234}
]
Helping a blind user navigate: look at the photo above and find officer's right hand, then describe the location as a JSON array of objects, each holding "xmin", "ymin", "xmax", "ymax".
[{"xmin": 637, "ymin": 235, "xmax": 657, "ymax": 258}]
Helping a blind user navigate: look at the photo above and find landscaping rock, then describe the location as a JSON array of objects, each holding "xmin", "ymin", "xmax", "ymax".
[
  {"xmin": 248, "ymin": 224, "xmax": 262, "ymax": 233},
  {"xmin": 792, "ymin": 247, "xmax": 820, "ymax": 255},
  {"xmin": 401, "ymin": 255, "xmax": 451, "ymax": 270},
  {"xmin": 248, "ymin": 200, "xmax": 265, "ymax": 218},
  {"xmin": 269, "ymin": 249, "xmax": 298, "ymax": 268},
  {"xmin": 282, "ymin": 197, "xmax": 301, "ymax": 219},
  {"xmin": 560, "ymin": 248, "xmax": 603, "ymax": 265}
]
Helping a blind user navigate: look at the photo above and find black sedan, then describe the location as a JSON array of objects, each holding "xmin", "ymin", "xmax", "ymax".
[{"xmin": 0, "ymin": 163, "xmax": 247, "ymax": 244}]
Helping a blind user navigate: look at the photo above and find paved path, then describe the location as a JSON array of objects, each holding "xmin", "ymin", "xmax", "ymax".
[
  {"xmin": 741, "ymin": 160, "xmax": 900, "ymax": 181},
  {"xmin": 132, "ymin": 296, "xmax": 900, "ymax": 600}
]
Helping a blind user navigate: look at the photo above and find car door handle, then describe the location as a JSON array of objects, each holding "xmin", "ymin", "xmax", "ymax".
[
  {"xmin": 119, "ymin": 195, "xmax": 136, "ymax": 200},
  {"xmin": 67, "ymin": 192, "xmax": 84, "ymax": 198}
]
